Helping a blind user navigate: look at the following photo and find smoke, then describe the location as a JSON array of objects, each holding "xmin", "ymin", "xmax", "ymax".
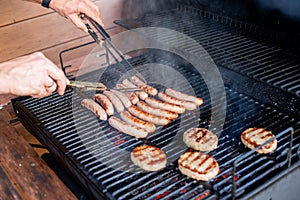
[{"xmin": 257, "ymin": 0, "xmax": 300, "ymax": 20}]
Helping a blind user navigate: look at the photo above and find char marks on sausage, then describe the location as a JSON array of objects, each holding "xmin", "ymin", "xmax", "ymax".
[
  {"xmin": 115, "ymin": 83, "xmax": 139, "ymax": 104},
  {"xmin": 81, "ymin": 99, "xmax": 107, "ymax": 121},
  {"xmin": 120, "ymin": 110, "xmax": 156, "ymax": 133},
  {"xmin": 137, "ymin": 101, "xmax": 178, "ymax": 120},
  {"xmin": 145, "ymin": 97, "xmax": 186, "ymax": 114},
  {"xmin": 94, "ymin": 93, "xmax": 114, "ymax": 115},
  {"xmin": 165, "ymin": 88, "xmax": 203, "ymax": 106},
  {"xmin": 108, "ymin": 116, "xmax": 148, "ymax": 138},
  {"xmin": 122, "ymin": 79, "xmax": 148, "ymax": 100},
  {"xmin": 128, "ymin": 105, "xmax": 171, "ymax": 125},
  {"xmin": 158, "ymin": 92, "xmax": 198, "ymax": 110},
  {"xmin": 131, "ymin": 76, "xmax": 158, "ymax": 96}
]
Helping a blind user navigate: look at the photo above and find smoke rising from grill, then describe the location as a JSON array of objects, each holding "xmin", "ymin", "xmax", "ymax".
[{"xmin": 257, "ymin": 0, "xmax": 300, "ymax": 20}]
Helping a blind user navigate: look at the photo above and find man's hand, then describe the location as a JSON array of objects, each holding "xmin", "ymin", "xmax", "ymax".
[
  {"xmin": 0, "ymin": 52, "xmax": 69, "ymax": 98},
  {"xmin": 49, "ymin": 0, "xmax": 104, "ymax": 32}
]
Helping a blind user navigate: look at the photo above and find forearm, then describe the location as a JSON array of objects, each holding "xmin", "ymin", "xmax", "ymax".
[{"xmin": 0, "ymin": 62, "xmax": 13, "ymax": 95}]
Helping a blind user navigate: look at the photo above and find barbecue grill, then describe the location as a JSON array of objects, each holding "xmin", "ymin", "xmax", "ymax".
[{"xmin": 12, "ymin": 1, "xmax": 300, "ymax": 199}]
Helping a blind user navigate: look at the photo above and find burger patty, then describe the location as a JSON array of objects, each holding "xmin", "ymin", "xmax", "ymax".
[
  {"xmin": 241, "ymin": 127, "xmax": 277, "ymax": 154},
  {"xmin": 131, "ymin": 145, "xmax": 167, "ymax": 171},
  {"xmin": 183, "ymin": 128, "xmax": 218, "ymax": 151},
  {"xmin": 178, "ymin": 151, "xmax": 219, "ymax": 181}
]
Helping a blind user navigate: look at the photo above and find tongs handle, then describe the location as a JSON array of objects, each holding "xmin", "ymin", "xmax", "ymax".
[{"xmin": 83, "ymin": 14, "xmax": 111, "ymax": 41}]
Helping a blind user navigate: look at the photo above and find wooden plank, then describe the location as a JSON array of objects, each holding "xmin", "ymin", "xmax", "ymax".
[
  {"xmin": 42, "ymin": 26, "xmax": 123, "ymax": 65},
  {"xmin": 0, "ymin": 0, "xmax": 133, "ymax": 63},
  {"xmin": 0, "ymin": 13, "xmax": 85, "ymax": 62},
  {"xmin": 11, "ymin": 0, "xmax": 53, "ymax": 23},
  {"xmin": 0, "ymin": 0, "xmax": 52, "ymax": 27},
  {"xmin": 0, "ymin": 0, "xmax": 14, "ymax": 26},
  {"xmin": 0, "ymin": 164, "xmax": 22, "ymax": 200},
  {"xmin": 0, "ymin": 110, "xmax": 76, "ymax": 200}
]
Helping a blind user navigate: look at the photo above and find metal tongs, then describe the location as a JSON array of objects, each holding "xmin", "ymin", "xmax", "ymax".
[
  {"xmin": 68, "ymin": 80, "xmax": 141, "ymax": 92},
  {"xmin": 67, "ymin": 14, "xmax": 144, "ymax": 92}
]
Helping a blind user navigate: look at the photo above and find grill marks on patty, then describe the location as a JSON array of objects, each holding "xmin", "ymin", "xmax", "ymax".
[
  {"xmin": 178, "ymin": 152, "xmax": 219, "ymax": 181},
  {"xmin": 241, "ymin": 127, "xmax": 277, "ymax": 154},
  {"xmin": 183, "ymin": 128, "xmax": 218, "ymax": 151},
  {"xmin": 131, "ymin": 145, "xmax": 167, "ymax": 171}
]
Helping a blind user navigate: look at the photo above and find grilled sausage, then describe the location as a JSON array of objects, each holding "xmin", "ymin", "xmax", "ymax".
[
  {"xmin": 137, "ymin": 101, "xmax": 178, "ymax": 120},
  {"xmin": 128, "ymin": 105, "xmax": 171, "ymax": 125},
  {"xmin": 103, "ymin": 91, "xmax": 124, "ymax": 113},
  {"xmin": 110, "ymin": 89, "xmax": 132, "ymax": 108},
  {"xmin": 94, "ymin": 94, "xmax": 114, "ymax": 115},
  {"xmin": 241, "ymin": 127, "xmax": 277, "ymax": 154},
  {"xmin": 81, "ymin": 99, "xmax": 107, "ymax": 121},
  {"xmin": 131, "ymin": 76, "xmax": 158, "ymax": 96},
  {"xmin": 108, "ymin": 116, "xmax": 148, "ymax": 138},
  {"xmin": 178, "ymin": 152, "xmax": 219, "ymax": 181},
  {"xmin": 115, "ymin": 84, "xmax": 139, "ymax": 105},
  {"xmin": 183, "ymin": 128, "xmax": 218, "ymax": 151},
  {"xmin": 145, "ymin": 97, "xmax": 186, "ymax": 114},
  {"xmin": 165, "ymin": 88, "xmax": 203, "ymax": 106},
  {"xmin": 122, "ymin": 79, "xmax": 148, "ymax": 100},
  {"xmin": 131, "ymin": 145, "xmax": 167, "ymax": 171},
  {"xmin": 120, "ymin": 111, "xmax": 156, "ymax": 133},
  {"xmin": 158, "ymin": 92, "xmax": 197, "ymax": 110}
]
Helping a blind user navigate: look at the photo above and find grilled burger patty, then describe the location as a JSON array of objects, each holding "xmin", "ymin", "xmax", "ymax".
[
  {"xmin": 183, "ymin": 128, "xmax": 218, "ymax": 151},
  {"xmin": 131, "ymin": 145, "xmax": 167, "ymax": 171},
  {"xmin": 178, "ymin": 151, "xmax": 219, "ymax": 181},
  {"xmin": 241, "ymin": 127, "xmax": 277, "ymax": 154}
]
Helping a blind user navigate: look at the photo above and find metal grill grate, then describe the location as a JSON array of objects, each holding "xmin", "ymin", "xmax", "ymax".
[
  {"xmin": 115, "ymin": 6, "xmax": 300, "ymax": 97},
  {"xmin": 13, "ymin": 52, "xmax": 300, "ymax": 199}
]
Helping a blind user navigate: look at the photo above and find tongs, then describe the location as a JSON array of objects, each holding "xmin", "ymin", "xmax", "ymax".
[
  {"xmin": 68, "ymin": 80, "xmax": 141, "ymax": 92},
  {"xmin": 67, "ymin": 15, "xmax": 144, "ymax": 93}
]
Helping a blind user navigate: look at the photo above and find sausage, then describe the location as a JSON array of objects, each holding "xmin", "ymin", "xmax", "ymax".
[
  {"xmin": 122, "ymin": 79, "xmax": 148, "ymax": 100},
  {"xmin": 128, "ymin": 105, "xmax": 171, "ymax": 125},
  {"xmin": 120, "ymin": 111, "xmax": 156, "ymax": 133},
  {"xmin": 103, "ymin": 91, "xmax": 124, "ymax": 113},
  {"xmin": 137, "ymin": 101, "xmax": 178, "ymax": 120},
  {"xmin": 81, "ymin": 99, "xmax": 107, "ymax": 120},
  {"xmin": 108, "ymin": 116, "xmax": 148, "ymax": 138},
  {"xmin": 115, "ymin": 84, "xmax": 139, "ymax": 104},
  {"xmin": 110, "ymin": 89, "xmax": 132, "ymax": 108},
  {"xmin": 145, "ymin": 97, "xmax": 186, "ymax": 114},
  {"xmin": 131, "ymin": 76, "xmax": 158, "ymax": 96},
  {"xmin": 94, "ymin": 94, "xmax": 114, "ymax": 115},
  {"xmin": 158, "ymin": 92, "xmax": 197, "ymax": 111},
  {"xmin": 165, "ymin": 88, "xmax": 203, "ymax": 106}
]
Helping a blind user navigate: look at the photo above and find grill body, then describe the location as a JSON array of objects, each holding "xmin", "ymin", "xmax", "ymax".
[{"xmin": 12, "ymin": 2, "xmax": 300, "ymax": 200}]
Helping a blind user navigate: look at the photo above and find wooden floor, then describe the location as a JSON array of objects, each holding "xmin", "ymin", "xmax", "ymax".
[{"xmin": 0, "ymin": 0, "xmax": 134, "ymax": 64}]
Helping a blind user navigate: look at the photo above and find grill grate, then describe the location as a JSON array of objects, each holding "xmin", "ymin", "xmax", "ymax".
[
  {"xmin": 12, "ymin": 52, "xmax": 300, "ymax": 199},
  {"xmin": 115, "ymin": 6, "xmax": 300, "ymax": 98}
]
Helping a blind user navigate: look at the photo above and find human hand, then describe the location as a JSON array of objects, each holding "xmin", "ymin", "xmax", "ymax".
[
  {"xmin": 0, "ymin": 52, "xmax": 69, "ymax": 98},
  {"xmin": 49, "ymin": 0, "xmax": 104, "ymax": 32}
]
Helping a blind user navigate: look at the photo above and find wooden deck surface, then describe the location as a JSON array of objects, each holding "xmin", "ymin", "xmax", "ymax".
[{"xmin": 0, "ymin": 107, "xmax": 76, "ymax": 200}]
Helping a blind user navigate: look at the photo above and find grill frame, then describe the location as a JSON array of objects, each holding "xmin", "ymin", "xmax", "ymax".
[{"xmin": 12, "ymin": 52, "xmax": 300, "ymax": 199}]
